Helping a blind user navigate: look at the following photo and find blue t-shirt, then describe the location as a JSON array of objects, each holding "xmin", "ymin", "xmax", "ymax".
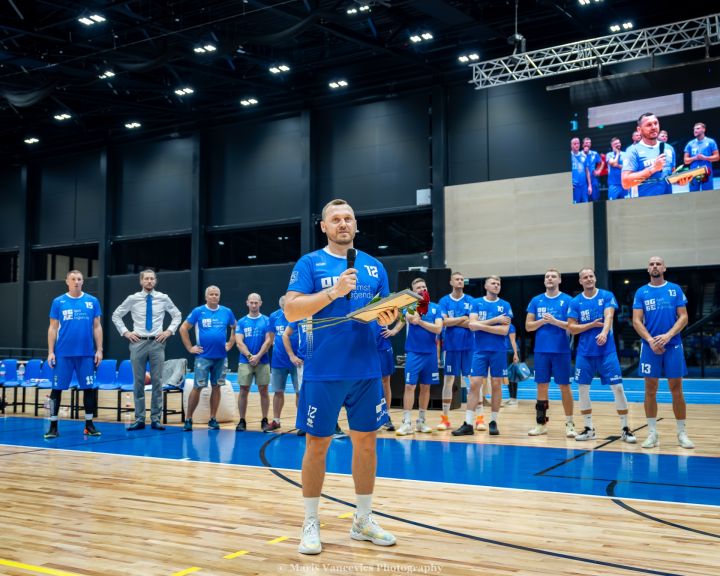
[
  {"xmin": 684, "ymin": 137, "xmax": 718, "ymax": 173},
  {"xmin": 470, "ymin": 297, "xmax": 513, "ymax": 352},
  {"xmin": 632, "ymin": 282, "xmax": 687, "ymax": 347},
  {"xmin": 438, "ymin": 294, "xmax": 474, "ymax": 351},
  {"xmin": 585, "ymin": 149, "xmax": 602, "ymax": 189},
  {"xmin": 236, "ymin": 314, "xmax": 271, "ymax": 364},
  {"xmin": 375, "ymin": 322, "xmax": 393, "ymax": 352},
  {"xmin": 526, "ymin": 292, "xmax": 573, "ymax": 354},
  {"xmin": 404, "ymin": 303, "xmax": 442, "ymax": 354},
  {"xmin": 287, "ymin": 248, "xmax": 390, "ymax": 381},
  {"xmin": 623, "ymin": 142, "xmax": 673, "ymax": 196},
  {"xmin": 568, "ymin": 289, "xmax": 618, "ymax": 357},
  {"xmin": 571, "ymin": 151, "xmax": 588, "ymax": 187},
  {"xmin": 505, "ymin": 323, "xmax": 516, "ymax": 352},
  {"xmin": 288, "ymin": 320, "xmax": 308, "ymax": 360},
  {"xmin": 50, "ymin": 292, "xmax": 102, "ymax": 357},
  {"xmin": 185, "ymin": 305, "xmax": 236, "ymax": 359},
  {"xmin": 606, "ymin": 150, "xmax": 624, "ymax": 187},
  {"xmin": 269, "ymin": 309, "xmax": 296, "ymax": 369}
]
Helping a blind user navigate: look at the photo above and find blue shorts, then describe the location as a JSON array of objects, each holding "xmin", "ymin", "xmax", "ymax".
[
  {"xmin": 53, "ymin": 356, "xmax": 96, "ymax": 390},
  {"xmin": 471, "ymin": 350, "xmax": 507, "ymax": 378},
  {"xmin": 444, "ymin": 349, "xmax": 472, "ymax": 376},
  {"xmin": 689, "ymin": 178, "xmax": 713, "ymax": 192},
  {"xmin": 193, "ymin": 357, "xmax": 227, "ymax": 388},
  {"xmin": 608, "ymin": 184, "xmax": 628, "ymax": 200},
  {"xmin": 271, "ymin": 366, "xmax": 299, "ymax": 392},
  {"xmin": 573, "ymin": 183, "xmax": 588, "ymax": 204},
  {"xmin": 574, "ymin": 353, "xmax": 622, "ymax": 386},
  {"xmin": 378, "ymin": 348, "xmax": 395, "ymax": 378},
  {"xmin": 534, "ymin": 352, "xmax": 571, "ymax": 385},
  {"xmin": 296, "ymin": 378, "xmax": 388, "ymax": 437},
  {"xmin": 404, "ymin": 352, "xmax": 439, "ymax": 385},
  {"xmin": 639, "ymin": 342, "xmax": 687, "ymax": 379}
]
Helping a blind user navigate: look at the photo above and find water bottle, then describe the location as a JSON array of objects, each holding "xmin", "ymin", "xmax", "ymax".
[
  {"xmin": 17, "ymin": 363, "xmax": 25, "ymax": 384},
  {"xmin": 43, "ymin": 394, "xmax": 53, "ymax": 418}
]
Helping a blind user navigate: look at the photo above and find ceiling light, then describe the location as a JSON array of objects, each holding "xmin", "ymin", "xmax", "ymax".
[
  {"xmin": 24, "ymin": 137, "xmax": 39, "ymax": 144},
  {"xmin": 125, "ymin": 122, "xmax": 141, "ymax": 129},
  {"xmin": 378, "ymin": 245, "xmax": 389, "ymax": 250},
  {"xmin": 98, "ymin": 70, "xmax": 115, "ymax": 79},
  {"xmin": 217, "ymin": 240, "xmax": 225, "ymax": 246},
  {"xmin": 410, "ymin": 35, "xmax": 422, "ymax": 43},
  {"xmin": 458, "ymin": 52, "xmax": 480, "ymax": 63},
  {"xmin": 174, "ymin": 87, "xmax": 194, "ymax": 96},
  {"xmin": 421, "ymin": 32, "xmax": 433, "ymax": 40},
  {"xmin": 194, "ymin": 44, "xmax": 217, "ymax": 54},
  {"xmin": 359, "ymin": 5, "xmax": 371, "ymax": 12},
  {"xmin": 247, "ymin": 255, "xmax": 257, "ymax": 260},
  {"xmin": 78, "ymin": 17, "xmax": 93, "ymax": 25},
  {"xmin": 269, "ymin": 64, "xmax": 291, "ymax": 74},
  {"xmin": 578, "ymin": 0, "xmax": 590, "ymax": 5},
  {"xmin": 54, "ymin": 113, "xmax": 72, "ymax": 121},
  {"xmin": 79, "ymin": 14, "xmax": 105, "ymax": 25},
  {"xmin": 329, "ymin": 80, "xmax": 349, "ymax": 89},
  {"xmin": 240, "ymin": 98, "xmax": 258, "ymax": 106},
  {"xmin": 609, "ymin": 24, "xmax": 621, "ymax": 32},
  {"xmin": 410, "ymin": 32, "xmax": 433, "ymax": 43},
  {"xmin": 346, "ymin": 7, "xmax": 358, "ymax": 14},
  {"xmin": 89, "ymin": 14, "xmax": 106, "ymax": 23},
  {"xmin": 622, "ymin": 21, "xmax": 634, "ymax": 30}
]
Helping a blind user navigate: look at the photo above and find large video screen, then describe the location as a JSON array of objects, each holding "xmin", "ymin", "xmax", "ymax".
[{"xmin": 569, "ymin": 61, "xmax": 720, "ymax": 203}]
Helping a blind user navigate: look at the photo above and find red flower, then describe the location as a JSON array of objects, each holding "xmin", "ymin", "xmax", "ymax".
[{"xmin": 416, "ymin": 289, "xmax": 430, "ymax": 316}]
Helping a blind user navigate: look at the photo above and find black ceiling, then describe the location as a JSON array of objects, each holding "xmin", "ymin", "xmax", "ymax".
[{"xmin": 0, "ymin": 1, "xmax": 714, "ymax": 161}]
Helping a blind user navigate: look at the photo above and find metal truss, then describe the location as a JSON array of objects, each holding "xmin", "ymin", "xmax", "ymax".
[{"xmin": 469, "ymin": 14, "xmax": 720, "ymax": 89}]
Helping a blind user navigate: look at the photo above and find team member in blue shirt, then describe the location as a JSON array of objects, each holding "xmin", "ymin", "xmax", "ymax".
[
  {"xmin": 267, "ymin": 296, "xmax": 299, "ymax": 432},
  {"xmin": 235, "ymin": 293, "xmax": 273, "ymax": 432},
  {"xmin": 571, "ymin": 137, "xmax": 591, "ymax": 203},
  {"xmin": 437, "ymin": 272, "xmax": 474, "ymax": 430},
  {"xmin": 179, "ymin": 285, "xmax": 236, "ymax": 432},
  {"xmin": 376, "ymin": 317, "xmax": 403, "ymax": 432},
  {"xmin": 567, "ymin": 268, "xmax": 635, "ymax": 443},
  {"xmin": 632, "ymin": 257, "xmax": 694, "ymax": 449},
  {"xmin": 683, "ymin": 122, "xmax": 719, "ymax": 192},
  {"xmin": 283, "ymin": 319, "xmax": 308, "ymax": 436},
  {"xmin": 622, "ymin": 113, "xmax": 692, "ymax": 197},
  {"xmin": 606, "ymin": 137, "xmax": 628, "ymax": 200},
  {"xmin": 453, "ymin": 275, "xmax": 512, "ymax": 437},
  {"xmin": 396, "ymin": 278, "xmax": 443, "ymax": 436},
  {"xmin": 44, "ymin": 270, "xmax": 103, "ymax": 439},
  {"xmin": 583, "ymin": 137, "xmax": 604, "ymax": 201},
  {"xmin": 285, "ymin": 199, "xmax": 398, "ymax": 555},
  {"xmin": 525, "ymin": 269, "xmax": 575, "ymax": 438}
]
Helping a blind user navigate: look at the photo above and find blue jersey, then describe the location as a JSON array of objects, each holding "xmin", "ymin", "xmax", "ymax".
[
  {"xmin": 404, "ymin": 303, "xmax": 442, "ymax": 354},
  {"xmin": 684, "ymin": 137, "xmax": 717, "ymax": 173},
  {"xmin": 287, "ymin": 248, "xmax": 390, "ymax": 381},
  {"xmin": 632, "ymin": 282, "xmax": 687, "ymax": 347},
  {"xmin": 606, "ymin": 150, "xmax": 624, "ymax": 187},
  {"xmin": 470, "ymin": 297, "xmax": 513, "ymax": 352},
  {"xmin": 571, "ymin": 151, "xmax": 588, "ymax": 187},
  {"xmin": 623, "ymin": 142, "xmax": 673, "ymax": 196},
  {"xmin": 505, "ymin": 323, "xmax": 516, "ymax": 352},
  {"xmin": 50, "ymin": 293, "xmax": 102, "ymax": 357},
  {"xmin": 585, "ymin": 149, "xmax": 602, "ymax": 190},
  {"xmin": 288, "ymin": 320, "xmax": 308, "ymax": 360},
  {"xmin": 568, "ymin": 289, "xmax": 618, "ymax": 357},
  {"xmin": 269, "ymin": 309, "xmax": 297, "ymax": 369},
  {"xmin": 236, "ymin": 314, "xmax": 271, "ymax": 364},
  {"xmin": 527, "ymin": 292, "xmax": 573, "ymax": 354},
  {"xmin": 375, "ymin": 322, "xmax": 393, "ymax": 352},
  {"xmin": 438, "ymin": 294, "xmax": 474, "ymax": 351},
  {"xmin": 185, "ymin": 305, "xmax": 236, "ymax": 359}
]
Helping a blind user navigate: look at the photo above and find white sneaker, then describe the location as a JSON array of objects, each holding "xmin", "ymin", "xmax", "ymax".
[
  {"xmin": 436, "ymin": 416, "xmax": 451, "ymax": 430},
  {"xmin": 565, "ymin": 421, "xmax": 576, "ymax": 438},
  {"xmin": 395, "ymin": 422, "xmax": 414, "ymax": 436},
  {"xmin": 528, "ymin": 424, "xmax": 547, "ymax": 436},
  {"xmin": 350, "ymin": 513, "xmax": 396, "ymax": 547},
  {"xmin": 475, "ymin": 416, "xmax": 487, "ymax": 431},
  {"xmin": 575, "ymin": 427, "xmax": 596, "ymax": 441},
  {"xmin": 678, "ymin": 431, "xmax": 695, "ymax": 449},
  {"xmin": 298, "ymin": 518, "xmax": 322, "ymax": 555},
  {"xmin": 621, "ymin": 427, "xmax": 637, "ymax": 444},
  {"xmin": 505, "ymin": 398, "xmax": 518, "ymax": 406},
  {"xmin": 642, "ymin": 430, "xmax": 659, "ymax": 449},
  {"xmin": 415, "ymin": 419, "xmax": 432, "ymax": 433}
]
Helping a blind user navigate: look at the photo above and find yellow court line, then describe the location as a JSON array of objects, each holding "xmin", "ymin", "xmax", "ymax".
[
  {"xmin": 223, "ymin": 550, "xmax": 249, "ymax": 560},
  {"xmin": 267, "ymin": 536, "xmax": 289, "ymax": 544},
  {"xmin": 338, "ymin": 512, "xmax": 354, "ymax": 519},
  {"xmin": 0, "ymin": 558, "xmax": 85, "ymax": 576},
  {"xmin": 170, "ymin": 567, "xmax": 201, "ymax": 576}
]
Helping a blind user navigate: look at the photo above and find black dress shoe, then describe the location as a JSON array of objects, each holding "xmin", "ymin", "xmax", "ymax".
[
  {"xmin": 127, "ymin": 421, "xmax": 145, "ymax": 431},
  {"xmin": 151, "ymin": 422, "xmax": 166, "ymax": 430}
]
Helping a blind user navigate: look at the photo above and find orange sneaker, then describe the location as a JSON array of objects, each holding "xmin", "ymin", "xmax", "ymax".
[
  {"xmin": 436, "ymin": 415, "xmax": 451, "ymax": 430},
  {"xmin": 475, "ymin": 416, "xmax": 487, "ymax": 431}
]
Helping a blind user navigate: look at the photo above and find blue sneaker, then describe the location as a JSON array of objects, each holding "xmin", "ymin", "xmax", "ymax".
[
  {"xmin": 207, "ymin": 417, "xmax": 220, "ymax": 430},
  {"xmin": 183, "ymin": 419, "xmax": 192, "ymax": 432}
]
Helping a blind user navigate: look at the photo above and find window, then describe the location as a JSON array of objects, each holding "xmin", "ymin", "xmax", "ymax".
[
  {"xmin": 206, "ymin": 224, "xmax": 300, "ymax": 268},
  {"xmin": 111, "ymin": 235, "xmax": 190, "ymax": 275},
  {"xmin": 0, "ymin": 252, "xmax": 18, "ymax": 283},
  {"xmin": 30, "ymin": 244, "xmax": 99, "ymax": 280}
]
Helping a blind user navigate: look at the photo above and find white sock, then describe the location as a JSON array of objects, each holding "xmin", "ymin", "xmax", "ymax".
[
  {"xmin": 85, "ymin": 414, "xmax": 93, "ymax": 421},
  {"xmin": 619, "ymin": 414, "xmax": 628, "ymax": 428},
  {"xmin": 647, "ymin": 417, "xmax": 657, "ymax": 433},
  {"xmin": 465, "ymin": 410, "xmax": 474, "ymax": 425},
  {"xmin": 304, "ymin": 497, "xmax": 320, "ymax": 522},
  {"xmin": 403, "ymin": 410, "xmax": 411, "ymax": 424},
  {"xmin": 274, "ymin": 418, "xmax": 280, "ymax": 424},
  {"xmin": 356, "ymin": 494, "xmax": 373, "ymax": 518},
  {"xmin": 583, "ymin": 414, "xmax": 593, "ymax": 429},
  {"xmin": 491, "ymin": 411, "xmax": 498, "ymax": 423},
  {"xmin": 475, "ymin": 405, "xmax": 484, "ymax": 417},
  {"xmin": 442, "ymin": 404, "xmax": 450, "ymax": 417},
  {"xmin": 418, "ymin": 409, "xmax": 426, "ymax": 422},
  {"xmin": 676, "ymin": 420, "xmax": 686, "ymax": 434},
  {"xmin": 565, "ymin": 415, "xmax": 573, "ymax": 423}
]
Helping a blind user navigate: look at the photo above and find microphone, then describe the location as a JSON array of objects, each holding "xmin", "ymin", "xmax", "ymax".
[
  {"xmin": 345, "ymin": 248, "xmax": 356, "ymax": 300},
  {"xmin": 659, "ymin": 141, "xmax": 665, "ymax": 155}
]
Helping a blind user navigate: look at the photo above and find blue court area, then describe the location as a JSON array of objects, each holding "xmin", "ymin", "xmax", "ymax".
[{"xmin": 1, "ymin": 416, "xmax": 718, "ymax": 508}]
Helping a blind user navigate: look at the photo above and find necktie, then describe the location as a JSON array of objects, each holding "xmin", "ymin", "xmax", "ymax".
[{"xmin": 145, "ymin": 294, "xmax": 153, "ymax": 332}]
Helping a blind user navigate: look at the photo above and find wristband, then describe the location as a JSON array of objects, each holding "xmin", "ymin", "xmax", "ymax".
[{"xmin": 245, "ymin": 353, "xmax": 252, "ymax": 360}]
